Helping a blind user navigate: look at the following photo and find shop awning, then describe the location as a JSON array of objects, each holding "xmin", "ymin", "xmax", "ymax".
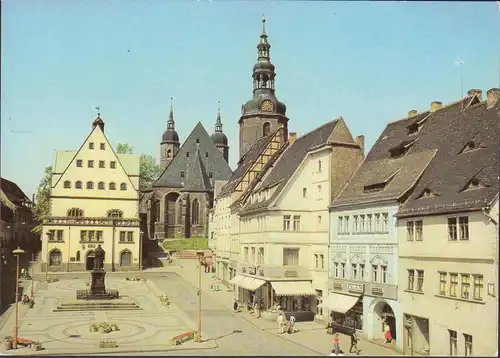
[
  {"xmin": 228, "ymin": 275, "xmax": 245, "ymax": 285},
  {"xmin": 236, "ymin": 276, "xmax": 266, "ymax": 291},
  {"xmin": 318, "ymin": 293, "xmax": 360, "ymax": 314},
  {"xmin": 271, "ymin": 281, "xmax": 317, "ymax": 296}
]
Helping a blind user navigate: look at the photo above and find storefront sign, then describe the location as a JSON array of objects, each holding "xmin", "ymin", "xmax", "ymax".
[
  {"xmin": 372, "ymin": 287, "xmax": 383, "ymax": 295},
  {"xmin": 249, "ymin": 266, "xmax": 256, "ymax": 275},
  {"xmin": 347, "ymin": 283, "xmax": 364, "ymax": 293},
  {"xmin": 284, "ymin": 270, "xmax": 298, "ymax": 278},
  {"xmin": 333, "ymin": 282, "xmax": 343, "ymax": 290}
]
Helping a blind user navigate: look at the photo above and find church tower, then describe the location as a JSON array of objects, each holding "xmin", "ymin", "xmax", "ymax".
[
  {"xmin": 238, "ymin": 16, "xmax": 289, "ymax": 160},
  {"xmin": 210, "ymin": 102, "xmax": 229, "ymax": 163},
  {"xmin": 160, "ymin": 98, "xmax": 180, "ymax": 170}
]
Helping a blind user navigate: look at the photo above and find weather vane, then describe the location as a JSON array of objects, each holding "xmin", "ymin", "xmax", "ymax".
[{"xmin": 95, "ymin": 105, "xmax": 101, "ymax": 116}]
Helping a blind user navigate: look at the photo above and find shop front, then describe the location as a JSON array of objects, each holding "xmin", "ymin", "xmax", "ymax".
[{"xmin": 233, "ymin": 264, "xmax": 318, "ymax": 321}]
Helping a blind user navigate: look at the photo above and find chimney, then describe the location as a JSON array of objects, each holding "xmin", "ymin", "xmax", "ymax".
[
  {"xmin": 289, "ymin": 132, "xmax": 297, "ymax": 144},
  {"xmin": 430, "ymin": 101, "xmax": 442, "ymax": 113},
  {"xmin": 408, "ymin": 110, "xmax": 417, "ymax": 117},
  {"xmin": 486, "ymin": 88, "xmax": 500, "ymax": 109},
  {"xmin": 355, "ymin": 135, "xmax": 365, "ymax": 154},
  {"xmin": 467, "ymin": 89, "xmax": 483, "ymax": 101}
]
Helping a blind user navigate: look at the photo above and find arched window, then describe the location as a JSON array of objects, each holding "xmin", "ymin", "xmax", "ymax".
[
  {"xmin": 63, "ymin": 181, "xmax": 71, "ymax": 188},
  {"xmin": 86, "ymin": 181, "xmax": 94, "ymax": 189},
  {"xmin": 109, "ymin": 182, "xmax": 116, "ymax": 190},
  {"xmin": 107, "ymin": 209, "xmax": 123, "ymax": 218},
  {"xmin": 75, "ymin": 181, "xmax": 82, "ymax": 189},
  {"xmin": 67, "ymin": 208, "xmax": 84, "ymax": 217},
  {"xmin": 98, "ymin": 182, "xmax": 105, "ymax": 190},
  {"xmin": 120, "ymin": 250, "xmax": 132, "ymax": 267},
  {"xmin": 263, "ymin": 122, "xmax": 271, "ymax": 137},
  {"xmin": 176, "ymin": 198, "xmax": 183, "ymax": 225},
  {"xmin": 192, "ymin": 199, "xmax": 200, "ymax": 225},
  {"xmin": 120, "ymin": 183, "xmax": 127, "ymax": 190},
  {"xmin": 318, "ymin": 160, "xmax": 322, "ymax": 172},
  {"xmin": 49, "ymin": 249, "xmax": 62, "ymax": 266},
  {"xmin": 76, "ymin": 250, "xmax": 81, "ymax": 262},
  {"xmin": 167, "ymin": 149, "xmax": 172, "ymax": 158}
]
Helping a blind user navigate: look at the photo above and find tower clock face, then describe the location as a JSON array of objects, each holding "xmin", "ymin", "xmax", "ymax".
[{"xmin": 260, "ymin": 100, "xmax": 274, "ymax": 112}]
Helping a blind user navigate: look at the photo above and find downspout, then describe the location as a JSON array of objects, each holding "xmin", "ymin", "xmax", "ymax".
[
  {"xmin": 112, "ymin": 220, "xmax": 116, "ymax": 272},
  {"xmin": 67, "ymin": 226, "xmax": 71, "ymax": 272}
]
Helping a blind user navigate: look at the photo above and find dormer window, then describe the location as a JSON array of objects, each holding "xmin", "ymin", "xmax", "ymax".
[
  {"xmin": 209, "ymin": 173, "xmax": 213, "ymax": 179},
  {"xmin": 469, "ymin": 179, "xmax": 480, "ymax": 188},
  {"xmin": 460, "ymin": 141, "xmax": 484, "ymax": 154},
  {"xmin": 186, "ymin": 152, "xmax": 190, "ymax": 158},
  {"xmin": 205, "ymin": 152, "xmax": 209, "ymax": 158},
  {"xmin": 363, "ymin": 170, "xmax": 399, "ymax": 194},
  {"xmin": 181, "ymin": 171, "xmax": 185, "ymax": 179},
  {"xmin": 461, "ymin": 178, "xmax": 489, "ymax": 192},
  {"xmin": 417, "ymin": 188, "xmax": 439, "ymax": 198},
  {"xmin": 196, "ymin": 139, "xmax": 200, "ymax": 144},
  {"xmin": 407, "ymin": 123, "xmax": 419, "ymax": 135},
  {"xmin": 389, "ymin": 139, "xmax": 418, "ymax": 159}
]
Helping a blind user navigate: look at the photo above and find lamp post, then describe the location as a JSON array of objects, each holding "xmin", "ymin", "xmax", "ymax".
[
  {"xmin": 196, "ymin": 250, "xmax": 204, "ymax": 343},
  {"xmin": 12, "ymin": 247, "xmax": 25, "ymax": 350},
  {"xmin": 139, "ymin": 231, "xmax": 144, "ymax": 271},
  {"xmin": 30, "ymin": 260, "xmax": 35, "ymax": 297},
  {"xmin": 45, "ymin": 232, "xmax": 51, "ymax": 281}
]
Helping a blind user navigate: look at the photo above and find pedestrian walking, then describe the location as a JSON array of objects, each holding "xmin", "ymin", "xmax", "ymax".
[
  {"xmin": 333, "ymin": 333, "xmax": 340, "ymax": 355},
  {"xmin": 350, "ymin": 331, "xmax": 359, "ymax": 354},
  {"xmin": 289, "ymin": 315, "xmax": 296, "ymax": 333},
  {"xmin": 233, "ymin": 299, "xmax": 239, "ymax": 312},
  {"xmin": 277, "ymin": 312, "xmax": 285, "ymax": 334}
]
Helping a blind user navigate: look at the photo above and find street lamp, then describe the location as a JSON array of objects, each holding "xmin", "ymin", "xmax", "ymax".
[
  {"xmin": 196, "ymin": 250, "xmax": 204, "ymax": 343},
  {"xmin": 45, "ymin": 232, "xmax": 52, "ymax": 281},
  {"xmin": 12, "ymin": 247, "xmax": 25, "ymax": 350},
  {"xmin": 139, "ymin": 231, "xmax": 144, "ymax": 271}
]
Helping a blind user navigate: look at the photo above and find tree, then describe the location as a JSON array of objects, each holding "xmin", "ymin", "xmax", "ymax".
[
  {"xmin": 32, "ymin": 165, "xmax": 52, "ymax": 234},
  {"xmin": 116, "ymin": 143, "xmax": 161, "ymax": 190}
]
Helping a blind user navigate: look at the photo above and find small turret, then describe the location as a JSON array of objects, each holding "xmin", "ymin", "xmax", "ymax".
[
  {"xmin": 160, "ymin": 98, "xmax": 180, "ymax": 170},
  {"xmin": 210, "ymin": 101, "xmax": 229, "ymax": 163}
]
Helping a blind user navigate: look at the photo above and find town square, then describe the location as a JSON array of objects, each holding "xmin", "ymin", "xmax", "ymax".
[{"xmin": 1, "ymin": 1, "xmax": 499, "ymax": 356}]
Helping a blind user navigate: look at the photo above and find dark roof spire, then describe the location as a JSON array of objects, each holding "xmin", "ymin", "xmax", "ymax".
[
  {"xmin": 215, "ymin": 101, "xmax": 223, "ymax": 133},
  {"xmin": 252, "ymin": 15, "xmax": 276, "ymax": 94},
  {"xmin": 168, "ymin": 97, "xmax": 175, "ymax": 130}
]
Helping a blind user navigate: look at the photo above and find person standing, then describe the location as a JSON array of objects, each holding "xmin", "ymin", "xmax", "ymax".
[
  {"xmin": 350, "ymin": 331, "xmax": 359, "ymax": 354},
  {"xmin": 384, "ymin": 323, "xmax": 392, "ymax": 343},
  {"xmin": 233, "ymin": 299, "xmax": 239, "ymax": 312},
  {"xmin": 333, "ymin": 333, "xmax": 340, "ymax": 355},
  {"xmin": 277, "ymin": 312, "xmax": 285, "ymax": 334},
  {"xmin": 289, "ymin": 315, "xmax": 296, "ymax": 333}
]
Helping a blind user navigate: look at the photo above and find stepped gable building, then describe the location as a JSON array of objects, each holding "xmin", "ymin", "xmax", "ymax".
[
  {"xmin": 141, "ymin": 103, "xmax": 233, "ymax": 240},
  {"xmin": 395, "ymin": 88, "xmax": 500, "ymax": 356},
  {"xmin": 239, "ymin": 16, "xmax": 289, "ymax": 160},
  {"xmin": 41, "ymin": 113, "xmax": 141, "ymax": 272}
]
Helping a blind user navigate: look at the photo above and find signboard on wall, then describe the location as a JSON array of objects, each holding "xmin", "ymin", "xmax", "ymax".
[
  {"xmin": 249, "ymin": 266, "xmax": 256, "ymax": 275},
  {"xmin": 347, "ymin": 283, "xmax": 364, "ymax": 293}
]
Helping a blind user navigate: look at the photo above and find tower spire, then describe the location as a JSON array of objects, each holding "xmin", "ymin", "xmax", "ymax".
[
  {"xmin": 168, "ymin": 97, "xmax": 175, "ymax": 130},
  {"xmin": 215, "ymin": 101, "xmax": 223, "ymax": 133},
  {"xmin": 253, "ymin": 15, "xmax": 275, "ymax": 93}
]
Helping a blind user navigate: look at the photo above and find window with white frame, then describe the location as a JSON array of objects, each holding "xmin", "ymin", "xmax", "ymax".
[
  {"xmin": 359, "ymin": 263, "xmax": 365, "ymax": 280},
  {"xmin": 244, "ymin": 247, "xmax": 249, "ymax": 262},
  {"xmin": 439, "ymin": 272, "xmax": 447, "ymax": 295},
  {"xmin": 374, "ymin": 213, "xmax": 380, "ymax": 231},
  {"xmin": 448, "ymin": 218, "xmax": 458, "ymax": 240},
  {"xmin": 338, "ymin": 216, "xmax": 344, "ymax": 234},
  {"xmin": 464, "ymin": 334, "xmax": 472, "ymax": 357},
  {"xmin": 381, "ymin": 265, "xmax": 387, "ymax": 283},
  {"xmin": 449, "ymin": 273, "xmax": 458, "ymax": 297},
  {"xmin": 283, "ymin": 215, "xmax": 291, "ymax": 231},
  {"xmin": 340, "ymin": 263, "xmax": 346, "ymax": 278},
  {"xmin": 415, "ymin": 220, "xmax": 423, "ymax": 241},
  {"xmin": 353, "ymin": 215, "xmax": 359, "ymax": 233},
  {"xmin": 382, "ymin": 213, "xmax": 388, "ymax": 232},
  {"xmin": 459, "ymin": 217, "xmax": 469, "ymax": 240},
  {"xmin": 372, "ymin": 265, "xmax": 378, "ymax": 282},
  {"xmin": 314, "ymin": 254, "xmax": 319, "ymax": 269},
  {"xmin": 351, "ymin": 263, "xmax": 358, "ymax": 280},
  {"xmin": 449, "ymin": 330, "xmax": 457, "ymax": 356},
  {"xmin": 360, "ymin": 215, "xmax": 366, "ymax": 232},
  {"xmin": 344, "ymin": 216, "xmax": 350, "ymax": 233},
  {"xmin": 257, "ymin": 247, "xmax": 264, "ymax": 264},
  {"xmin": 473, "ymin": 275, "xmax": 483, "ymax": 300},
  {"xmin": 406, "ymin": 221, "xmax": 414, "ymax": 241},
  {"xmin": 293, "ymin": 215, "xmax": 301, "ymax": 231},
  {"xmin": 319, "ymin": 254, "xmax": 324, "ymax": 269},
  {"xmin": 334, "ymin": 262, "xmax": 339, "ymax": 278},
  {"xmin": 283, "ymin": 248, "xmax": 299, "ymax": 266},
  {"xmin": 367, "ymin": 214, "xmax": 373, "ymax": 232},
  {"xmin": 416, "ymin": 270, "xmax": 424, "ymax": 292},
  {"xmin": 302, "ymin": 187, "xmax": 307, "ymax": 198},
  {"xmin": 251, "ymin": 247, "xmax": 256, "ymax": 264},
  {"xmin": 407, "ymin": 269, "xmax": 415, "ymax": 290},
  {"xmin": 461, "ymin": 274, "xmax": 470, "ymax": 299}
]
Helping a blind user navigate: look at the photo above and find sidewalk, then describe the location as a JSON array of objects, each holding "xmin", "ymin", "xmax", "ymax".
[{"xmin": 167, "ymin": 260, "xmax": 401, "ymax": 356}]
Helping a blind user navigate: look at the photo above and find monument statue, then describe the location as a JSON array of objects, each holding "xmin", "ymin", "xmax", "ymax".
[{"xmin": 93, "ymin": 244, "xmax": 104, "ymax": 270}]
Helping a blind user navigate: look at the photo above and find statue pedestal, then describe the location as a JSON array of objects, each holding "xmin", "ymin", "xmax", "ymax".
[{"xmin": 90, "ymin": 270, "xmax": 106, "ymax": 295}]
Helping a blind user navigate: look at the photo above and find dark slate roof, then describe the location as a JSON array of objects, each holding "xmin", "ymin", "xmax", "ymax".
[
  {"xmin": 218, "ymin": 131, "xmax": 277, "ymax": 197},
  {"xmin": 183, "ymin": 149, "xmax": 212, "ymax": 192},
  {"xmin": 1, "ymin": 177, "xmax": 31, "ymax": 207},
  {"xmin": 239, "ymin": 119, "xmax": 340, "ymax": 214},
  {"xmin": 331, "ymin": 96, "xmax": 483, "ymax": 209},
  {"xmin": 397, "ymin": 98, "xmax": 500, "ymax": 217},
  {"xmin": 153, "ymin": 122, "xmax": 233, "ymax": 190}
]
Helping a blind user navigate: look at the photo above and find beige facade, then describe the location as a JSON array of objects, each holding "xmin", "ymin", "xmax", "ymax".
[
  {"xmin": 41, "ymin": 117, "xmax": 141, "ymax": 272},
  {"xmin": 397, "ymin": 200, "xmax": 499, "ymax": 356}
]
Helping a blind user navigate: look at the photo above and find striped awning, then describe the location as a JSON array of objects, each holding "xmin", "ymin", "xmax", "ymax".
[
  {"xmin": 271, "ymin": 281, "xmax": 317, "ymax": 296},
  {"xmin": 236, "ymin": 276, "xmax": 266, "ymax": 291}
]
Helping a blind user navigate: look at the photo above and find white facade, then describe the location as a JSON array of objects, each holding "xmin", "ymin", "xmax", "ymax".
[{"xmin": 329, "ymin": 203, "xmax": 402, "ymax": 351}]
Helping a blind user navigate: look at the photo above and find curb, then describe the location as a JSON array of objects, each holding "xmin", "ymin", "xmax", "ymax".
[{"xmin": 2, "ymin": 339, "xmax": 219, "ymax": 356}]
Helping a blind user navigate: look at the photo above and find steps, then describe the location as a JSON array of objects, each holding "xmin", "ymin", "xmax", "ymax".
[{"xmin": 53, "ymin": 301, "xmax": 142, "ymax": 312}]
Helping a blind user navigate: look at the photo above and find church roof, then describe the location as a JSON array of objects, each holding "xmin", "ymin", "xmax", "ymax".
[{"xmin": 153, "ymin": 122, "xmax": 232, "ymax": 190}]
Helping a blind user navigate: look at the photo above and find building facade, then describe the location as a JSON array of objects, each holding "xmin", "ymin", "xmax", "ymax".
[
  {"xmin": 327, "ymin": 88, "xmax": 488, "ymax": 351},
  {"xmin": 395, "ymin": 88, "xmax": 500, "ymax": 356},
  {"xmin": 41, "ymin": 115, "xmax": 142, "ymax": 272},
  {"xmin": 0, "ymin": 178, "xmax": 37, "ymax": 312},
  {"xmin": 141, "ymin": 104, "xmax": 233, "ymax": 241}
]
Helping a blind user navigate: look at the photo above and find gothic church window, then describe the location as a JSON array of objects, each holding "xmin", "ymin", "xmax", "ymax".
[{"xmin": 192, "ymin": 199, "xmax": 200, "ymax": 225}]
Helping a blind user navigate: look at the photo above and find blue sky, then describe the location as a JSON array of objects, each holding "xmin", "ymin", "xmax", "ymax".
[{"xmin": 2, "ymin": 1, "xmax": 499, "ymax": 197}]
